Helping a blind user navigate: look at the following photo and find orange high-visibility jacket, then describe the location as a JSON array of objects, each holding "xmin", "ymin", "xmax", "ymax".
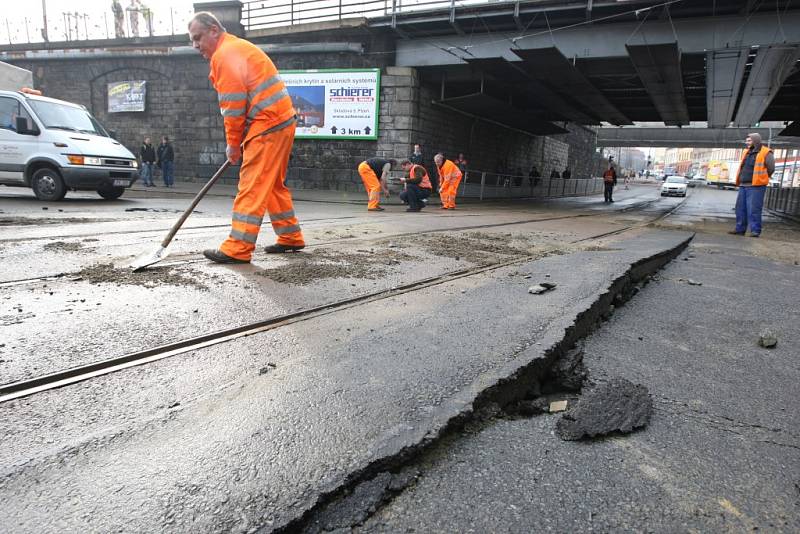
[
  {"xmin": 437, "ymin": 159, "xmax": 462, "ymax": 184},
  {"xmin": 209, "ymin": 33, "xmax": 296, "ymax": 148},
  {"xmin": 736, "ymin": 145, "xmax": 772, "ymax": 186},
  {"xmin": 410, "ymin": 164, "xmax": 432, "ymax": 189}
]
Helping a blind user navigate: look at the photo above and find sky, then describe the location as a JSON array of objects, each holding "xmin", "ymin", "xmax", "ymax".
[
  {"xmin": 2, "ymin": 1, "xmax": 196, "ymax": 44},
  {"xmin": 1, "ymin": 1, "xmax": 483, "ymax": 43}
]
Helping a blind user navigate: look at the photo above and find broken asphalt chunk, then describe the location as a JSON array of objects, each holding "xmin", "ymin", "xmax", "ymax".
[
  {"xmin": 528, "ymin": 282, "xmax": 557, "ymax": 294},
  {"xmin": 556, "ymin": 378, "xmax": 652, "ymax": 441},
  {"xmin": 758, "ymin": 329, "xmax": 778, "ymax": 348}
]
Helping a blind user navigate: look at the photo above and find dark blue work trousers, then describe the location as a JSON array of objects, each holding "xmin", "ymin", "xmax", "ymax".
[{"xmin": 735, "ymin": 185, "xmax": 766, "ymax": 235}]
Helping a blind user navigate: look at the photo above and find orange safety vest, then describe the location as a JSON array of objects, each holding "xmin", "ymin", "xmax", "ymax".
[
  {"xmin": 437, "ymin": 159, "xmax": 463, "ymax": 183},
  {"xmin": 410, "ymin": 164, "xmax": 432, "ymax": 189},
  {"xmin": 603, "ymin": 169, "xmax": 616, "ymax": 184},
  {"xmin": 209, "ymin": 33, "xmax": 296, "ymax": 149},
  {"xmin": 736, "ymin": 145, "xmax": 772, "ymax": 186}
]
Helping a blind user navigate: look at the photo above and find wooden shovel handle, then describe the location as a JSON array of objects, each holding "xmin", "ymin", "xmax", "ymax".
[{"xmin": 160, "ymin": 160, "xmax": 231, "ymax": 248}]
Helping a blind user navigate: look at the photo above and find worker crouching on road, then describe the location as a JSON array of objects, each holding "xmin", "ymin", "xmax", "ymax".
[
  {"xmin": 730, "ymin": 132, "xmax": 774, "ymax": 238},
  {"xmin": 190, "ymin": 11, "xmax": 305, "ymax": 264},
  {"xmin": 434, "ymin": 153, "xmax": 463, "ymax": 210},
  {"xmin": 399, "ymin": 159, "xmax": 432, "ymax": 212},
  {"xmin": 357, "ymin": 157, "xmax": 394, "ymax": 211}
]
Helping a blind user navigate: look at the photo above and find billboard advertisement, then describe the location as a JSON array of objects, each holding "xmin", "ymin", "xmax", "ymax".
[
  {"xmin": 282, "ymin": 69, "xmax": 380, "ymax": 140},
  {"xmin": 108, "ymin": 80, "xmax": 146, "ymax": 113}
]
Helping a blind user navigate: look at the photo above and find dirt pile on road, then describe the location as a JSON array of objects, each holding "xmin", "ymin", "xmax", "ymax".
[
  {"xmin": 73, "ymin": 263, "xmax": 209, "ymax": 290},
  {"xmin": 257, "ymin": 248, "xmax": 414, "ymax": 285},
  {"xmin": 0, "ymin": 216, "xmax": 111, "ymax": 226},
  {"xmin": 406, "ymin": 231, "xmax": 533, "ymax": 264},
  {"xmin": 43, "ymin": 241, "xmax": 85, "ymax": 252}
]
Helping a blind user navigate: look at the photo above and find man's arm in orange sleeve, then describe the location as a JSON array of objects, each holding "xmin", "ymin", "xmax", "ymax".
[{"xmin": 212, "ymin": 54, "xmax": 248, "ymax": 148}]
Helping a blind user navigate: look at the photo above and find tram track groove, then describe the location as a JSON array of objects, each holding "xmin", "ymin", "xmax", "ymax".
[
  {"xmin": 0, "ymin": 197, "xmax": 666, "ymax": 287},
  {"xmin": 0, "ymin": 195, "xmax": 685, "ymax": 402}
]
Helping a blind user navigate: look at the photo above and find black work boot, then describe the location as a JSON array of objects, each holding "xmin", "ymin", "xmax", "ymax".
[
  {"xmin": 264, "ymin": 243, "xmax": 305, "ymax": 253},
  {"xmin": 203, "ymin": 249, "xmax": 250, "ymax": 264}
]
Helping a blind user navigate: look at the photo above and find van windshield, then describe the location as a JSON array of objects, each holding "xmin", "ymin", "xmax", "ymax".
[{"xmin": 28, "ymin": 99, "xmax": 109, "ymax": 137}]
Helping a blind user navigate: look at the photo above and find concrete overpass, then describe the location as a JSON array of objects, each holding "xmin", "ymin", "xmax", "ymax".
[
  {"xmin": 597, "ymin": 126, "xmax": 800, "ymax": 148},
  {"xmin": 354, "ymin": 0, "xmax": 800, "ymax": 134}
]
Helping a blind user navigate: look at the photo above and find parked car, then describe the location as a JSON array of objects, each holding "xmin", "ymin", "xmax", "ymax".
[
  {"xmin": 661, "ymin": 176, "xmax": 688, "ymax": 197},
  {"xmin": 0, "ymin": 62, "xmax": 139, "ymax": 201},
  {"xmin": 687, "ymin": 176, "xmax": 705, "ymax": 188}
]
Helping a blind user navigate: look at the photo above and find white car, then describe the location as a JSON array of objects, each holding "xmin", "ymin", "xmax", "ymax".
[{"xmin": 661, "ymin": 176, "xmax": 688, "ymax": 197}]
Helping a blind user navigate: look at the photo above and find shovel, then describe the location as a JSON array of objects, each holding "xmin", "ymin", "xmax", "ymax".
[{"xmin": 131, "ymin": 160, "xmax": 231, "ymax": 271}]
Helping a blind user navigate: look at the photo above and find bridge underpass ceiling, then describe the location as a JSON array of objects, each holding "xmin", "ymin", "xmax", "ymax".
[
  {"xmin": 384, "ymin": 1, "xmax": 800, "ymax": 128},
  {"xmin": 418, "ymin": 49, "xmax": 708, "ymax": 131}
]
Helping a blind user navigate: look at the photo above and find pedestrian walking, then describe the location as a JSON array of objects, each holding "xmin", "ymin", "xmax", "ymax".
[
  {"xmin": 550, "ymin": 168, "xmax": 560, "ymax": 179},
  {"xmin": 189, "ymin": 12, "xmax": 304, "ymax": 263},
  {"xmin": 730, "ymin": 132, "xmax": 774, "ymax": 238},
  {"xmin": 435, "ymin": 153, "xmax": 463, "ymax": 210},
  {"xmin": 561, "ymin": 167, "xmax": 571, "ymax": 179},
  {"xmin": 139, "ymin": 136, "xmax": 156, "ymax": 186},
  {"xmin": 156, "ymin": 136, "xmax": 175, "ymax": 187},
  {"xmin": 112, "ymin": 0, "xmax": 125, "ymax": 38},
  {"xmin": 528, "ymin": 164, "xmax": 541, "ymax": 188},
  {"xmin": 357, "ymin": 157, "xmax": 394, "ymax": 211},
  {"xmin": 127, "ymin": 0, "xmax": 140, "ymax": 37},
  {"xmin": 603, "ymin": 163, "xmax": 617, "ymax": 203},
  {"xmin": 399, "ymin": 159, "xmax": 432, "ymax": 212},
  {"xmin": 141, "ymin": 2, "xmax": 154, "ymax": 36}
]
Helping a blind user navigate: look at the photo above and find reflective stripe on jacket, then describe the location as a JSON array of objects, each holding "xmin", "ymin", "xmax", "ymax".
[
  {"xmin": 437, "ymin": 159, "xmax": 462, "ymax": 184},
  {"xmin": 736, "ymin": 145, "xmax": 772, "ymax": 186},
  {"xmin": 411, "ymin": 164, "xmax": 432, "ymax": 189},
  {"xmin": 209, "ymin": 33, "xmax": 296, "ymax": 148}
]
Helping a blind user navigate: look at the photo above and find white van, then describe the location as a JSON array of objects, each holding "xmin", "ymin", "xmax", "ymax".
[{"xmin": 0, "ymin": 87, "xmax": 139, "ymax": 201}]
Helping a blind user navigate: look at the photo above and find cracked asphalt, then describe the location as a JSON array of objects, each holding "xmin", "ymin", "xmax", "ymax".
[
  {"xmin": 1, "ymin": 183, "xmax": 798, "ymax": 533},
  {"xmin": 356, "ymin": 220, "xmax": 800, "ymax": 534}
]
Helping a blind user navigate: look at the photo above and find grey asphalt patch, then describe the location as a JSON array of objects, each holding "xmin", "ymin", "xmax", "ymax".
[
  {"xmin": 0, "ymin": 231, "xmax": 690, "ymax": 533},
  {"xmin": 555, "ymin": 377, "xmax": 652, "ymax": 440}
]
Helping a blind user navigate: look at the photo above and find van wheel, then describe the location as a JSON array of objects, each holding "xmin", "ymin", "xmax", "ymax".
[
  {"xmin": 97, "ymin": 186, "xmax": 125, "ymax": 200},
  {"xmin": 31, "ymin": 168, "xmax": 67, "ymax": 201}
]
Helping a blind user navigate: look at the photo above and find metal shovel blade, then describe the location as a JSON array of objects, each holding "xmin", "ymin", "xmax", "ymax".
[{"xmin": 130, "ymin": 245, "xmax": 170, "ymax": 272}]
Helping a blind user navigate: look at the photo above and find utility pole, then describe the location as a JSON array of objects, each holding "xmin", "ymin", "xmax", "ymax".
[{"xmin": 42, "ymin": 0, "xmax": 49, "ymax": 42}]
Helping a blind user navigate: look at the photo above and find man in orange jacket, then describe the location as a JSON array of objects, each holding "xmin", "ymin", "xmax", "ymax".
[
  {"xmin": 189, "ymin": 12, "xmax": 305, "ymax": 263},
  {"xmin": 434, "ymin": 153, "xmax": 463, "ymax": 209},
  {"xmin": 730, "ymin": 132, "xmax": 774, "ymax": 237},
  {"xmin": 357, "ymin": 157, "xmax": 394, "ymax": 211}
]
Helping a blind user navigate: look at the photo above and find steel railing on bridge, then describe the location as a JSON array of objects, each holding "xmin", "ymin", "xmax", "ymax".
[{"xmin": 242, "ymin": 0, "xmax": 520, "ymax": 30}]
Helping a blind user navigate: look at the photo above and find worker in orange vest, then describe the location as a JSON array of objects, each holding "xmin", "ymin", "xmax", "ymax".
[
  {"xmin": 434, "ymin": 153, "xmax": 463, "ymax": 209},
  {"xmin": 189, "ymin": 12, "xmax": 305, "ymax": 263},
  {"xmin": 399, "ymin": 159, "xmax": 432, "ymax": 212},
  {"xmin": 357, "ymin": 157, "xmax": 394, "ymax": 211},
  {"xmin": 730, "ymin": 132, "xmax": 774, "ymax": 237}
]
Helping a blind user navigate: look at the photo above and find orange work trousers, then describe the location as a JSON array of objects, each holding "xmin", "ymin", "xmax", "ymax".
[
  {"xmin": 357, "ymin": 162, "xmax": 382, "ymax": 209},
  {"xmin": 439, "ymin": 176, "xmax": 462, "ymax": 209},
  {"xmin": 219, "ymin": 122, "xmax": 304, "ymax": 261}
]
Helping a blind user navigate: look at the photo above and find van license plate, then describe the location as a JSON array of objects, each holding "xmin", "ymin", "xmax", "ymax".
[{"xmin": 113, "ymin": 180, "xmax": 129, "ymax": 187}]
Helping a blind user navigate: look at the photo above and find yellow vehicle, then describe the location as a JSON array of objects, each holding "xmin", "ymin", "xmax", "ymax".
[{"xmin": 705, "ymin": 160, "xmax": 738, "ymax": 189}]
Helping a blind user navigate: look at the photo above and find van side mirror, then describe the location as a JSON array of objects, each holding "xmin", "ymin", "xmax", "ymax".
[{"xmin": 15, "ymin": 116, "xmax": 38, "ymax": 135}]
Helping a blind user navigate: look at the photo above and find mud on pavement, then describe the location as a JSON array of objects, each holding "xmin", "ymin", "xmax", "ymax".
[
  {"xmin": 72, "ymin": 263, "xmax": 213, "ymax": 290},
  {"xmin": 256, "ymin": 248, "xmax": 417, "ymax": 285},
  {"xmin": 42, "ymin": 241, "xmax": 87, "ymax": 253}
]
